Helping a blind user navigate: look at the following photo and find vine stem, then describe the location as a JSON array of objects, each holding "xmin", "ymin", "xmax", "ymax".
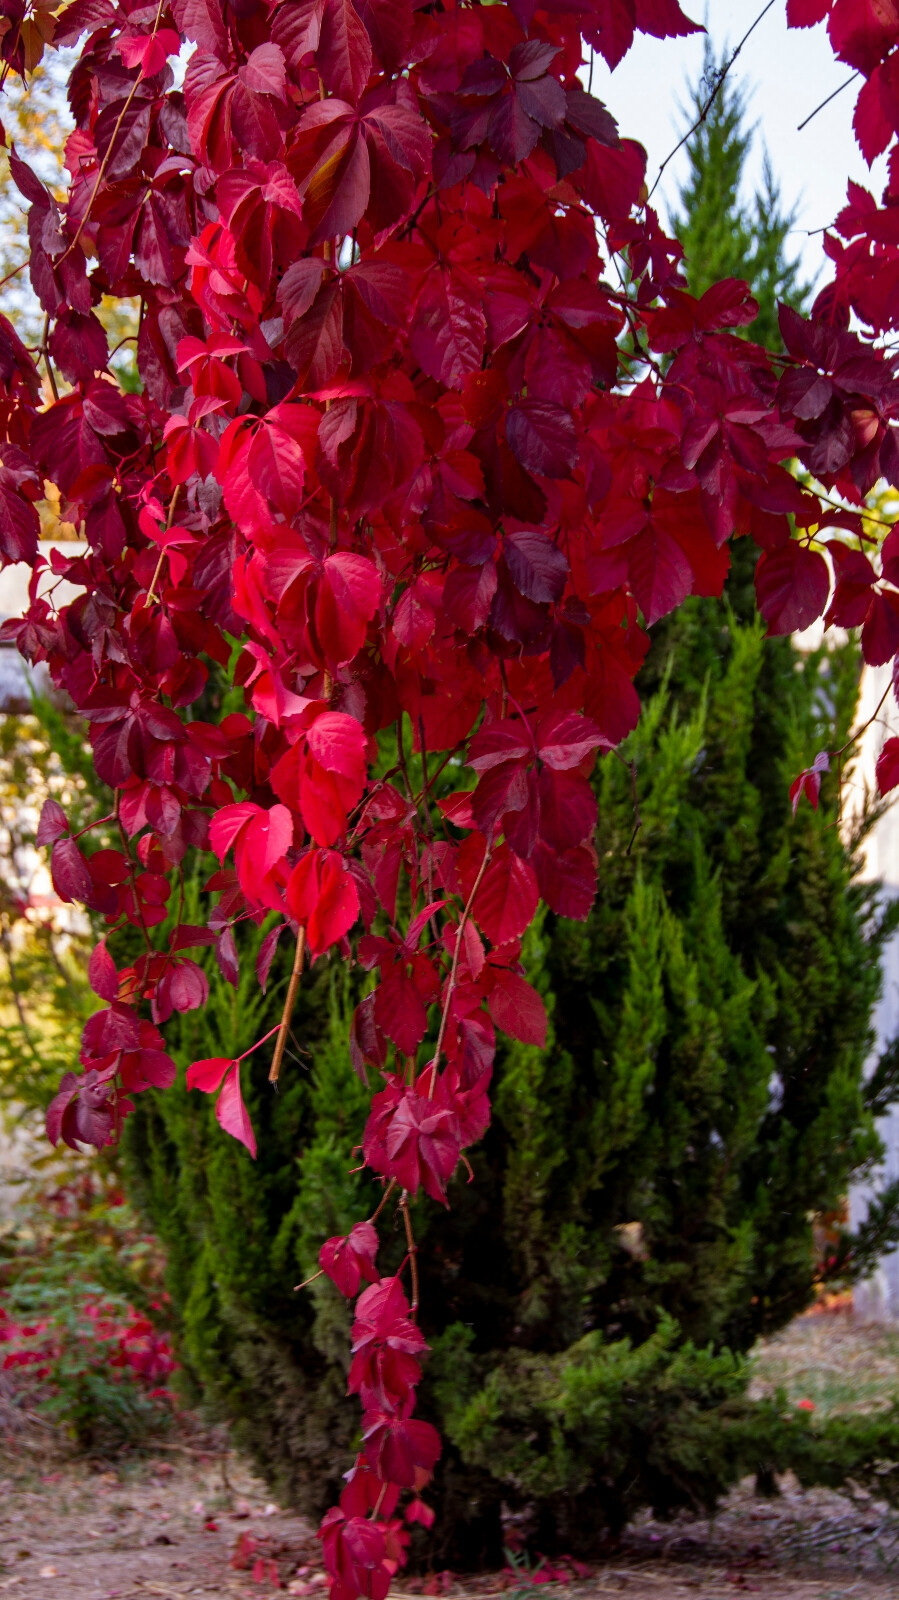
[
  {"xmin": 293, "ymin": 1179, "xmax": 399, "ymax": 1290},
  {"xmin": 269, "ymin": 926, "xmax": 306, "ymax": 1085},
  {"xmin": 833, "ymin": 681, "xmax": 892, "ymax": 763},
  {"xmin": 646, "ymin": 0, "xmax": 776, "ymax": 203},
  {"xmin": 399, "ymin": 1191, "xmax": 419, "ymax": 1316},
  {"xmin": 797, "ymin": 72, "xmax": 859, "ymax": 133},
  {"xmin": 0, "ymin": 259, "xmax": 27, "ymax": 294},
  {"xmin": 427, "ymin": 840, "xmax": 491, "ymax": 1098},
  {"xmin": 40, "ymin": 314, "xmax": 59, "ymax": 402},
  {"xmin": 58, "ymin": 0, "xmax": 166, "ymax": 267},
  {"xmin": 293, "ymin": 1268, "xmax": 324, "ymax": 1292},
  {"xmin": 369, "ymin": 1177, "xmax": 398, "ymax": 1223},
  {"xmin": 146, "ymin": 484, "xmax": 182, "ymax": 604}
]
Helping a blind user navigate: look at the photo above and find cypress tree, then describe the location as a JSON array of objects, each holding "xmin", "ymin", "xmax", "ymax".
[{"xmin": 120, "ymin": 46, "xmax": 899, "ymax": 1561}]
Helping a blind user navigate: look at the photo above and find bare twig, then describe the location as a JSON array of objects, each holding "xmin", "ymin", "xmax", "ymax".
[
  {"xmin": 798, "ymin": 71, "xmax": 859, "ymax": 132},
  {"xmin": 647, "ymin": 1, "xmax": 777, "ymax": 203},
  {"xmin": 293, "ymin": 1267, "xmax": 324, "ymax": 1292}
]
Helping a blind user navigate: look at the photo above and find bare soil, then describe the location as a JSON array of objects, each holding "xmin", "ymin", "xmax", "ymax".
[
  {"xmin": 2, "ymin": 1445, "xmax": 899, "ymax": 1600},
  {"xmin": 3, "ymin": 1308, "xmax": 899, "ymax": 1600}
]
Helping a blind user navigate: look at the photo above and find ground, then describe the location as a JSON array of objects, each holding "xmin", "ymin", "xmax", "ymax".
[{"xmin": 3, "ymin": 1306, "xmax": 899, "ymax": 1600}]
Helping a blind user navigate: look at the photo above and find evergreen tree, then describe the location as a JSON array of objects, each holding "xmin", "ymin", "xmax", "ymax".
[
  {"xmin": 123, "ymin": 619, "xmax": 899, "ymax": 1558},
  {"xmin": 671, "ymin": 40, "xmax": 811, "ymax": 349},
  {"xmin": 114, "ymin": 45, "xmax": 899, "ymax": 1561}
]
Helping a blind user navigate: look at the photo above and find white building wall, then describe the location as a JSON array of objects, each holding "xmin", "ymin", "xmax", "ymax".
[{"xmin": 847, "ymin": 662, "xmax": 899, "ymax": 1319}]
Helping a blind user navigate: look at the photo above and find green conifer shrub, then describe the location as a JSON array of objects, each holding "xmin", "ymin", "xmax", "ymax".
[{"xmin": 122, "ymin": 600, "xmax": 899, "ymax": 1558}]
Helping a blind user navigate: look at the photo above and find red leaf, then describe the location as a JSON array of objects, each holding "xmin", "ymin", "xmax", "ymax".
[
  {"xmin": 410, "ymin": 269, "xmax": 485, "ymax": 389},
  {"xmin": 405, "ymin": 1499, "xmax": 435, "ymax": 1528},
  {"xmin": 319, "ymin": 1219, "xmax": 380, "ymax": 1296},
  {"xmin": 538, "ymin": 767, "xmax": 597, "ymax": 851},
  {"xmin": 88, "ymin": 941, "xmax": 118, "ymax": 1002},
  {"xmin": 362, "ymin": 1411, "xmax": 441, "ymax": 1486},
  {"xmin": 787, "ymin": 0, "xmax": 831, "ymax": 22},
  {"xmin": 755, "ymin": 544, "xmax": 830, "ymax": 636},
  {"xmin": 533, "ymin": 841, "xmax": 597, "ymax": 920},
  {"xmin": 36, "ymin": 799, "xmax": 69, "ymax": 848},
  {"xmin": 187, "ymin": 1056, "xmax": 233, "ymax": 1093},
  {"xmin": 505, "ymin": 400, "xmax": 577, "ymax": 478},
  {"xmin": 374, "ymin": 965, "xmax": 430, "ymax": 1055},
  {"xmin": 216, "ymin": 1062, "xmax": 257, "ymax": 1158},
  {"xmin": 504, "ymin": 530, "xmax": 569, "ymax": 603},
  {"xmin": 487, "ymin": 970, "xmax": 547, "ymax": 1045},
  {"xmin": 876, "ymin": 737, "xmax": 899, "ymax": 797},
  {"xmin": 51, "ymin": 838, "xmax": 94, "ymax": 904},
  {"xmin": 536, "ymin": 710, "xmax": 607, "ymax": 769},
  {"xmin": 472, "ymin": 848, "xmax": 539, "ymax": 946},
  {"xmin": 789, "ymin": 750, "xmax": 830, "ymax": 814},
  {"xmin": 286, "ymin": 848, "xmax": 361, "ymax": 954}
]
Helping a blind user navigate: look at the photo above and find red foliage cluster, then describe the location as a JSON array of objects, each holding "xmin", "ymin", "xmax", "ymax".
[
  {"xmin": 0, "ymin": 0, "xmax": 898, "ymax": 1581},
  {"xmin": 0, "ymin": 1297, "xmax": 176, "ymax": 1389}
]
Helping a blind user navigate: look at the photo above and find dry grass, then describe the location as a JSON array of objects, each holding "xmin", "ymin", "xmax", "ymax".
[{"xmin": 750, "ymin": 1300, "xmax": 899, "ymax": 1419}]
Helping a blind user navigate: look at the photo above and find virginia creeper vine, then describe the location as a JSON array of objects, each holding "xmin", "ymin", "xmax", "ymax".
[{"xmin": 0, "ymin": 0, "xmax": 897, "ymax": 1588}]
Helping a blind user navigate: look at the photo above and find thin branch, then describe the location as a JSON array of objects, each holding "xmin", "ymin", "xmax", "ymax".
[
  {"xmin": 146, "ymin": 484, "xmax": 182, "ymax": 603},
  {"xmin": 428, "ymin": 840, "xmax": 492, "ymax": 1097},
  {"xmin": 0, "ymin": 924, "xmax": 38, "ymax": 1058},
  {"xmin": 0, "ymin": 259, "xmax": 27, "ymax": 294},
  {"xmin": 39, "ymin": 313, "xmax": 59, "ymax": 402},
  {"xmin": 647, "ymin": 0, "xmax": 777, "ymax": 203},
  {"xmin": 369, "ymin": 1177, "xmax": 398, "ymax": 1224},
  {"xmin": 293, "ymin": 1267, "xmax": 324, "ymax": 1292},
  {"xmin": 833, "ymin": 682, "xmax": 892, "ymax": 764},
  {"xmin": 399, "ymin": 1191, "xmax": 419, "ymax": 1317},
  {"xmin": 269, "ymin": 926, "xmax": 306, "ymax": 1085},
  {"xmin": 58, "ymin": 0, "xmax": 166, "ymax": 267},
  {"xmin": 797, "ymin": 72, "xmax": 859, "ymax": 133}
]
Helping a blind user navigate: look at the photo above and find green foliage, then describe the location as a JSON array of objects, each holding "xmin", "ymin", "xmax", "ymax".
[
  {"xmin": 0, "ymin": 1173, "xmax": 174, "ymax": 1452},
  {"xmin": 671, "ymin": 40, "xmax": 812, "ymax": 348},
  {"xmin": 0, "ymin": 700, "xmax": 105, "ymax": 1114},
  {"xmin": 119, "ymin": 587, "xmax": 899, "ymax": 1559}
]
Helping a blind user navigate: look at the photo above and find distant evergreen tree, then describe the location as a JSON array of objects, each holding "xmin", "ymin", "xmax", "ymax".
[
  {"xmin": 119, "ymin": 43, "xmax": 899, "ymax": 1565},
  {"xmin": 671, "ymin": 40, "xmax": 811, "ymax": 349}
]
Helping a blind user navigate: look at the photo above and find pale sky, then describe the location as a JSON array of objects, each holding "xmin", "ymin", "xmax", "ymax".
[{"xmin": 588, "ymin": 0, "xmax": 890, "ymax": 288}]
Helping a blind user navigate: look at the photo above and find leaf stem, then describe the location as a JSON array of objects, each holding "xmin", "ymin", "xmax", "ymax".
[
  {"xmin": 237, "ymin": 1023, "xmax": 282, "ymax": 1062},
  {"xmin": 293, "ymin": 1267, "xmax": 324, "ymax": 1292}
]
